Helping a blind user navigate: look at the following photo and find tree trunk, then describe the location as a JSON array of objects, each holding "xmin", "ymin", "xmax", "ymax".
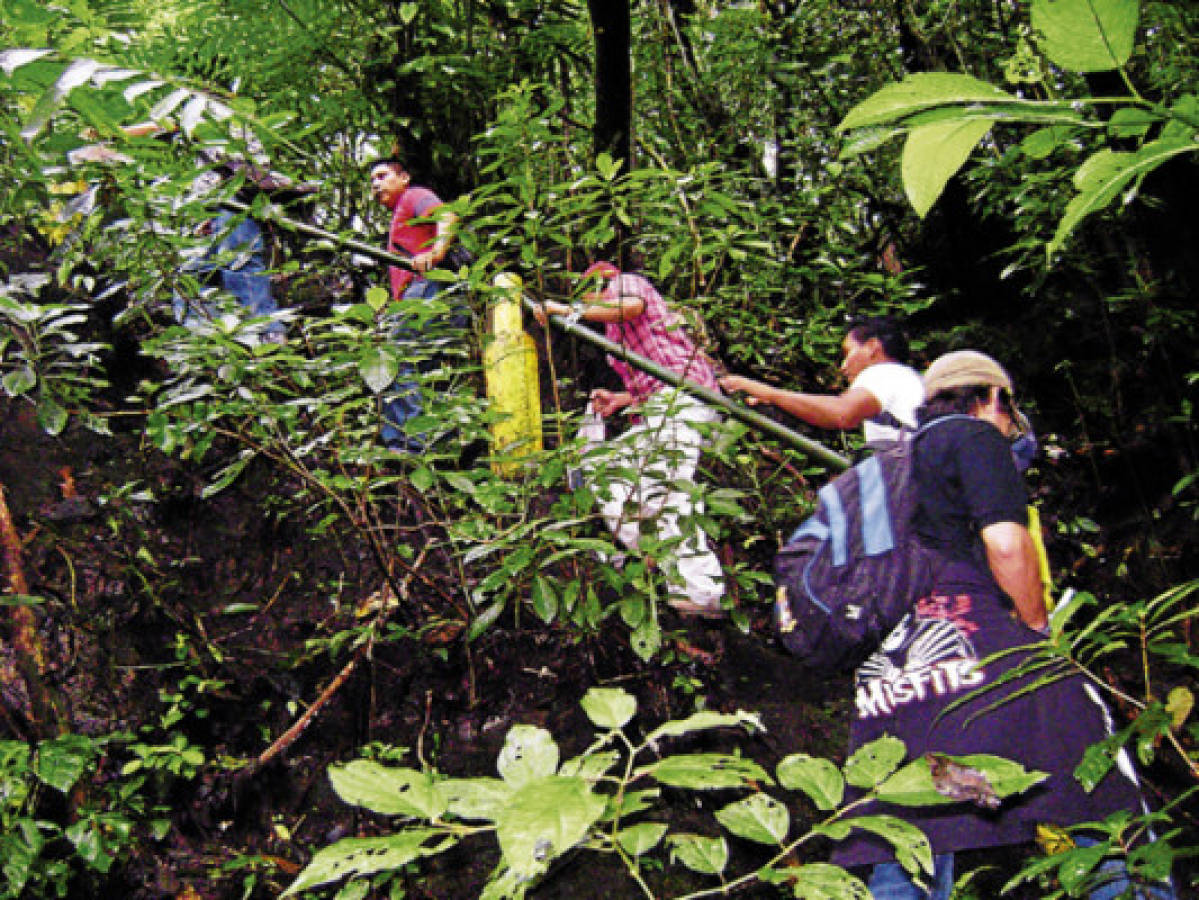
[
  {"xmin": 587, "ymin": 0, "xmax": 633, "ymax": 170},
  {"xmin": 0, "ymin": 483, "xmax": 68, "ymax": 738}
]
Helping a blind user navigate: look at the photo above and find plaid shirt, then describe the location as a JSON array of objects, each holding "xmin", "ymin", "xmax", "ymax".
[{"xmin": 603, "ymin": 274, "xmax": 720, "ymax": 405}]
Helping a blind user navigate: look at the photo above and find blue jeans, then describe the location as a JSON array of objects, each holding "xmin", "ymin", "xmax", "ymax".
[
  {"xmin": 379, "ymin": 277, "xmax": 444, "ymax": 452},
  {"xmin": 868, "ymin": 842, "xmax": 1176, "ymax": 899},
  {"xmin": 1076, "ymin": 836, "xmax": 1176, "ymax": 900},
  {"xmin": 174, "ymin": 212, "xmax": 283, "ymax": 341},
  {"xmin": 868, "ymin": 854, "xmax": 954, "ymax": 900}
]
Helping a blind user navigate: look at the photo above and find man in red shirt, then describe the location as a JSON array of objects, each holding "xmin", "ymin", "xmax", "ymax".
[{"xmin": 367, "ymin": 158, "xmax": 461, "ymax": 451}]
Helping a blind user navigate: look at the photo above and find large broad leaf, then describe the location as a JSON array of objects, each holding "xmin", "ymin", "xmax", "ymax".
[
  {"xmin": 667, "ymin": 833, "xmax": 729, "ymax": 875},
  {"xmin": 358, "ymin": 346, "xmax": 399, "ymax": 394},
  {"xmin": 876, "ymin": 753, "xmax": 1048, "ymax": 807},
  {"xmin": 642, "ymin": 753, "xmax": 770, "ymax": 790},
  {"xmin": 281, "ymin": 830, "xmax": 454, "ymax": 897},
  {"xmin": 872, "ymin": 747, "xmax": 1050, "ymax": 805},
  {"xmin": 828, "ymin": 814, "xmax": 933, "ymax": 879},
  {"xmin": 902, "ymin": 118, "xmax": 994, "ymax": 218},
  {"xmin": 614, "ymin": 822, "xmax": 668, "ymax": 856},
  {"xmin": 714, "ymin": 793, "xmax": 790, "ymax": 845},
  {"xmin": 442, "ymin": 776, "xmax": 514, "ymax": 821},
  {"xmin": 328, "ymin": 761, "xmax": 448, "ymax": 819},
  {"xmin": 496, "ymin": 725, "xmax": 559, "ymax": 788},
  {"xmin": 34, "ymin": 734, "xmax": 95, "ymax": 793},
  {"xmin": 1031, "ymin": 0, "xmax": 1139, "ymax": 73},
  {"xmin": 494, "ymin": 776, "xmax": 606, "ymax": 880},
  {"xmin": 843, "ymin": 736, "xmax": 907, "ymax": 789},
  {"xmin": 838, "ymin": 73, "xmax": 1012, "ymax": 131},
  {"xmin": 789, "ymin": 862, "xmax": 872, "ymax": 899},
  {"xmin": 1049, "ymin": 137, "xmax": 1194, "ymax": 256},
  {"xmin": 580, "ymin": 686, "xmax": 637, "ymax": 730},
  {"xmin": 777, "ymin": 754, "xmax": 845, "ymax": 812}
]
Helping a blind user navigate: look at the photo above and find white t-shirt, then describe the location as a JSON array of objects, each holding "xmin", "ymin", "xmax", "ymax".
[{"xmin": 851, "ymin": 361, "xmax": 924, "ymax": 444}]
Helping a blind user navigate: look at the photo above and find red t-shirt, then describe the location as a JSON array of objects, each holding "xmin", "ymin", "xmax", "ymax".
[{"xmin": 387, "ymin": 186, "xmax": 443, "ymax": 298}]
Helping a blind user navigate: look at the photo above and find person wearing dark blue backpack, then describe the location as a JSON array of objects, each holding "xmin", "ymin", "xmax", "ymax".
[{"xmin": 831, "ymin": 351, "xmax": 1171, "ymax": 900}]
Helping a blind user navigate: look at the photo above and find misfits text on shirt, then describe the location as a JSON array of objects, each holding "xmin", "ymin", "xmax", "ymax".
[{"xmin": 854, "ymin": 602, "xmax": 986, "ymax": 719}]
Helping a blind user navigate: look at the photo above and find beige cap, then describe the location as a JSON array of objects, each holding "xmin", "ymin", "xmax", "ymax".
[{"xmin": 923, "ymin": 350, "xmax": 1013, "ymax": 398}]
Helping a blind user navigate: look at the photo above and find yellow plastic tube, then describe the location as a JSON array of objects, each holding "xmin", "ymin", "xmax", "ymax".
[{"xmin": 484, "ymin": 273, "xmax": 543, "ymax": 475}]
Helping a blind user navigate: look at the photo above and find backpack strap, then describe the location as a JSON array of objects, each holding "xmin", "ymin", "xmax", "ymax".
[{"xmin": 913, "ymin": 413, "xmax": 976, "ymax": 440}]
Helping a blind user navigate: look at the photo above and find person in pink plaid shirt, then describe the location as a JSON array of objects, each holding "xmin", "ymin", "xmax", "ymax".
[{"xmin": 535, "ymin": 262, "xmax": 725, "ymax": 617}]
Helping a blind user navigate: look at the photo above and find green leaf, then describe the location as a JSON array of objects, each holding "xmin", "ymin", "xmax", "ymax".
[
  {"xmin": 282, "ymin": 831, "xmax": 454, "ymax": 897},
  {"xmin": 714, "ymin": 793, "xmax": 790, "ymax": 845},
  {"xmin": 1031, "ymin": 0, "xmax": 1139, "ymax": 73},
  {"xmin": 365, "ymin": 286, "xmax": 390, "ymax": 311},
  {"xmin": 1020, "ymin": 125, "xmax": 1078, "ymax": 159},
  {"xmin": 2, "ymin": 366, "xmax": 36, "ymax": 396},
  {"xmin": 328, "ymin": 761, "xmax": 448, "ymax": 819},
  {"xmin": 1, "ymin": 820, "xmax": 41, "ymax": 895},
  {"xmin": 614, "ymin": 822, "xmax": 668, "ymax": 856},
  {"xmin": 579, "ymin": 687, "xmax": 637, "ymax": 730},
  {"xmin": 494, "ymin": 776, "xmax": 606, "ymax": 880},
  {"xmin": 1049, "ymin": 137, "xmax": 1195, "ymax": 256},
  {"xmin": 34, "ymin": 734, "xmax": 94, "ymax": 793},
  {"xmin": 221, "ymin": 603, "xmax": 259, "ymax": 615},
  {"xmin": 788, "ymin": 862, "xmax": 872, "ymax": 899},
  {"xmin": 902, "ymin": 118, "xmax": 993, "ymax": 217},
  {"xmin": 777, "ymin": 754, "xmax": 844, "ymax": 811},
  {"xmin": 37, "ymin": 398, "xmax": 68, "ymax": 435},
  {"xmin": 358, "ymin": 346, "xmax": 399, "ymax": 394},
  {"xmin": 558, "ymin": 748, "xmax": 620, "ymax": 781},
  {"xmin": 644, "ymin": 709, "xmax": 764, "ymax": 744},
  {"xmin": 876, "ymin": 754, "xmax": 1048, "ymax": 806},
  {"xmin": 530, "ymin": 574, "xmax": 557, "ymax": 623},
  {"xmin": 838, "ymin": 126, "xmax": 906, "ymax": 158},
  {"xmin": 1056, "ymin": 842, "xmax": 1110, "ymax": 893},
  {"xmin": 843, "ymin": 736, "xmax": 907, "ymax": 789},
  {"xmin": 65, "ymin": 819, "xmax": 113, "ymax": 872},
  {"xmin": 841, "ymin": 814, "xmax": 932, "ymax": 878},
  {"xmin": 201, "ymin": 451, "xmax": 252, "ymax": 498},
  {"xmin": 496, "ymin": 725, "xmax": 559, "ymax": 788},
  {"xmin": 442, "ymin": 776, "xmax": 513, "ymax": 821},
  {"xmin": 629, "ymin": 617, "xmax": 661, "ymax": 661},
  {"xmin": 1107, "ymin": 107, "xmax": 1158, "ymax": 139},
  {"xmin": 667, "ymin": 833, "xmax": 729, "ymax": 875},
  {"xmin": 838, "ymin": 73, "xmax": 1012, "ymax": 131},
  {"xmin": 468, "ymin": 599, "xmax": 505, "ymax": 642},
  {"xmin": 642, "ymin": 753, "xmax": 769, "ymax": 790}
]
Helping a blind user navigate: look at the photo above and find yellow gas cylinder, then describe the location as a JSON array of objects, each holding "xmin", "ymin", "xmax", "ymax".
[{"xmin": 484, "ymin": 273, "xmax": 542, "ymax": 475}]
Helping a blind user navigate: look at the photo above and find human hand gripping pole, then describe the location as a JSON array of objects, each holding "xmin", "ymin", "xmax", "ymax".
[{"xmin": 524, "ymin": 292, "xmax": 850, "ymax": 471}]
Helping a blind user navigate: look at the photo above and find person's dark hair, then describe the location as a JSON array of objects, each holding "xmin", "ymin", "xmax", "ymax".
[
  {"xmin": 367, "ymin": 156, "xmax": 407, "ymax": 175},
  {"xmin": 847, "ymin": 316, "xmax": 909, "ymax": 363},
  {"xmin": 918, "ymin": 384, "xmax": 1008, "ymax": 424}
]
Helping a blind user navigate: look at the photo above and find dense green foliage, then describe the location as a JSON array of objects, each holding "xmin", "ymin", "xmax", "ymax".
[{"xmin": 1, "ymin": 0, "xmax": 1196, "ymax": 897}]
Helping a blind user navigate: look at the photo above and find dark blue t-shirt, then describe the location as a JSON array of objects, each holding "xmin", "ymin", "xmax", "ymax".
[{"xmin": 833, "ymin": 417, "xmax": 1143, "ymax": 868}]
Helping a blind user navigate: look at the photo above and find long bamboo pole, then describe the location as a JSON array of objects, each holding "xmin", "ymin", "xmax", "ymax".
[
  {"xmin": 221, "ymin": 198, "xmax": 851, "ymax": 471},
  {"xmin": 519, "ymin": 296, "xmax": 849, "ymax": 470}
]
